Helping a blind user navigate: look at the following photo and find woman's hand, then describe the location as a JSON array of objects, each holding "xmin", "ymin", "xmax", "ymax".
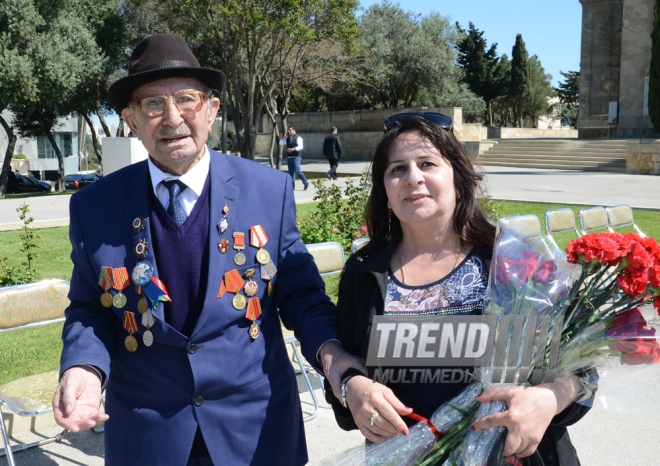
[
  {"xmin": 345, "ymin": 376, "xmax": 413, "ymax": 443},
  {"xmin": 471, "ymin": 377, "xmax": 581, "ymax": 458}
]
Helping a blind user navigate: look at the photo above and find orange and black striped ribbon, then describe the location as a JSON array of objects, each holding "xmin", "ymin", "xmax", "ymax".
[
  {"xmin": 123, "ymin": 311, "xmax": 138, "ymax": 335},
  {"xmin": 245, "ymin": 298, "xmax": 262, "ymax": 321},
  {"xmin": 112, "ymin": 267, "xmax": 130, "ymax": 291},
  {"xmin": 224, "ymin": 269, "xmax": 245, "ymax": 293},
  {"xmin": 217, "ymin": 279, "xmax": 227, "ymax": 298}
]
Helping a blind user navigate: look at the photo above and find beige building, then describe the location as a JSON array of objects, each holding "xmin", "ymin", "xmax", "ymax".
[{"xmin": 578, "ymin": 0, "xmax": 657, "ymax": 138}]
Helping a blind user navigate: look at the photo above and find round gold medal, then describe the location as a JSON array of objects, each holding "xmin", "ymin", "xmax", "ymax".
[
  {"xmin": 125, "ymin": 335, "xmax": 138, "ymax": 352},
  {"xmin": 101, "ymin": 292, "xmax": 113, "ymax": 308},
  {"xmin": 268, "ymin": 281, "xmax": 274, "ymax": 298},
  {"xmin": 143, "ymin": 330, "xmax": 154, "ymax": 347},
  {"xmin": 250, "ymin": 322, "xmax": 260, "ymax": 339},
  {"xmin": 137, "ymin": 297, "xmax": 148, "ymax": 314},
  {"xmin": 234, "ymin": 252, "xmax": 246, "ymax": 266},
  {"xmin": 256, "ymin": 249, "xmax": 270, "ymax": 265},
  {"xmin": 113, "ymin": 291, "xmax": 127, "ymax": 309},
  {"xmin": 232, "ymin": 293, "xmax": 246, "ymax": 310}
]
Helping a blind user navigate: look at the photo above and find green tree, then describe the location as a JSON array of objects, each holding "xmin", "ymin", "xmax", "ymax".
[
  {"xmin": 523, "ymin": 56, "xmax": 554, "ymax": 127},
  {"xmin": 492, "ymin": 54, "xmax": 512, "ymax": 126},
  {"xmin": 555, "ymin": 70, "xmax": 580, "ymax": 127},
  {"xmin": 171, "ymin": 0, "xmax": 359, "ymax": 160},
  {"xmin": 509, "ymin": 34, "xmax": 532, "ymax": 127},
  {"xmin": 456, "ymin": 22, "xmax": 505, "ymax": 125},
  {"xmin": 357, "ymin": 2, "xmax": 470, "ymax": 109},
  {"xmin": 649, "ymin": 0, "xmax": 660, "ymax": 131}
]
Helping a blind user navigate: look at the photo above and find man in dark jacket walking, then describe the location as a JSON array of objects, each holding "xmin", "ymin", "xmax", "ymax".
[{"xmin": 323, "ymin": 127, "xmax": 342, "ymax": 180}]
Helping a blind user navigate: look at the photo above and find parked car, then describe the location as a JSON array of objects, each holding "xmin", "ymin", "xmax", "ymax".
[
  {"xmin": 65, "ymin": 174, "xmax": 99, "ymax": 190},
  {"xmin": 14, "ymin": 175, "xmax": 51, "ymax": 193}
]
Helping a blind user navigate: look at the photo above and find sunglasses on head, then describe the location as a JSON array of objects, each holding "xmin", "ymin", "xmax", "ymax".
[{"xmin": 383, "ymin": 112, "xmax": 453, "ymax": 130}]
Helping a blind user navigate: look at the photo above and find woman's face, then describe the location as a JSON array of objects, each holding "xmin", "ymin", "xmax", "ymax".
[{"xmin": 384, "ymin": 131, "xmax": 456, "ymax": 231}]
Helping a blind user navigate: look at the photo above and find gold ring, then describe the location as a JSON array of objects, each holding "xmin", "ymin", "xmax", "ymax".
[{"xmin": 370, "ymin": 409, "xmax": 379, "ymax": 426}]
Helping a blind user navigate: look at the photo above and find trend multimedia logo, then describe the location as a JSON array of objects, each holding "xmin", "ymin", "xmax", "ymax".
[{"xmin": 365, "ymin": 315, "xmax": 563, "ymax": 384}]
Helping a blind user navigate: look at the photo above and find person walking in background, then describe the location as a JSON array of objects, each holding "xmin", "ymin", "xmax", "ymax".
[
  {"xmin": 7, "ymin": 168, "xmax": 16, "ymax": 194},
  {"xmin": 323, "ymin": 127, "xmax": 343, "ymax": 180},
  {"xmin": 280, "ymin": 126, "xmax": 309, "ymax": 190}
]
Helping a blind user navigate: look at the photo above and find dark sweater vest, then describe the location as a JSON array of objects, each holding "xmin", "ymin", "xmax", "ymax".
[
  {"xmin": 286, "ymin": 134, "xmax": 301, "ymax": 157},
  {"xmin": 148, "ymin": 174, "xmax": 211, "ymax": 458}
]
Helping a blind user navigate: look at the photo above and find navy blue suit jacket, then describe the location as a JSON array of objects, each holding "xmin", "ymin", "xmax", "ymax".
[{"xmin": 60, "ymin": 149, "xmax": 339, "ymax": 465}]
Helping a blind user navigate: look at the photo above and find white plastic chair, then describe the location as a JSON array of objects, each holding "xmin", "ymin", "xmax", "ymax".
[
  {"xmin": 579, "ymin": 206, "xmax": 612, "ymax": 235},
  {"xmin": 606, "ymin": 205, "xmax": 646, "ymax": 237}
]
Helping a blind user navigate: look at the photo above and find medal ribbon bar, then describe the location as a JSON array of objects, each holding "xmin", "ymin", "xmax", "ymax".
[
  {"xmin": 224, "ymin": 270, "xmax": 245, "ymax": 293},
  {"xmin": 123, "ymin": 311, "xmax": 138, "ymax": 335},
  {"xmin": 246, "ymin": 298, "xmax": 262, "ymax": 321},
  {"xmin": 98, "ymin": 267, "xmax": 114, "ymax": 289},
  {"xmin": 112, "ymin": 267, "xmax": 130, "ymax": 291},
  {"xmin": 250, "ymin": 225, "xmax": 268, "ymax": 248}
]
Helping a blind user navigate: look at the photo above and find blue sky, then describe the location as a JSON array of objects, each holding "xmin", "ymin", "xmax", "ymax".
[
  {"xmin": 97, "ymin": 1, "xmax": 582, "ymax": 126},
  {"xmin": 359, "ymin": 0, "xmax": 583, "ymax": 87}
]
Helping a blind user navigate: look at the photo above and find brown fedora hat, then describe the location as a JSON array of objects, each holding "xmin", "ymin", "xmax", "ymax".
[{"xmin": 107, "ymin": 34, "xmax": 226, "ymax": 112}]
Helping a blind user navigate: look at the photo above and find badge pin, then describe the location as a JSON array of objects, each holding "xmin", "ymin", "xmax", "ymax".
[
  {"xmin": 233, "ymin": 232, "xmax": 246, "ymax": 265},
  {"xmin": 132, "ymin": 261, "xmax": 154, "ymax": 286},
  {"xmin": 218, "ymin": 239, "xmax": 229, "ymax": 254},
  {"xmin": 244, "ymin": 280, "xmax": 258, "ymax": 297},
  {"xmin": 134, "ymin": 239, "xmax": 150, "ymax": 259},
  {"xmin": 222, "ymin": 204, "xmax": 230, "ymax": 215},
  {"xmin": 218, "ymin": 216, "xmax": 229, "ymax": 235},
  {"xmin": 132, "ymin": 216, "xmax": 146, "ymax": 234},
  {"xmin": 250, "ymin": 322, "xmax": 260, "ymax": 339}
]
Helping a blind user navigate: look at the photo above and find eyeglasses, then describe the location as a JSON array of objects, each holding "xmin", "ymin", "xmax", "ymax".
[
  {"xmin": 384, "ymin": 112, "xmax": 453, "ymax": 130},
  {"xmin": 128, "ymin": 90, "xmax": 212, "ymax": 118}
]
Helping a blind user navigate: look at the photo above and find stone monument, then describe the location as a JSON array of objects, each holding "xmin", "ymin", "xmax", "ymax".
[{"xmin": 578, "ymin": 0, "xmax": 657, "ymax": 138}]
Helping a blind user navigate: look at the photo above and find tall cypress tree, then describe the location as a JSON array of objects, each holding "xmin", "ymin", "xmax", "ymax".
[
  {"xmin": 649, "ymin": 0, "xmax": 660, "ymax": 131},
  {"xmin": 509, "ymin": 34, "xmax": 532, "ymax": 127},
  {"xmin": 456, "ymin": 22, "xmax": 505, "ymax": 125}
]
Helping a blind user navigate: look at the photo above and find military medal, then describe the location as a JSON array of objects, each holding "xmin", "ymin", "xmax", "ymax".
[
  {"xmin": 132, "ymin": 216, "xmax": 146, "ymax": 234},
  {"xmin": 233, "ymin": 232, "xmax": 246, "ymax": 265},
  {"xmin": 268, "ymin": 280, "xmax": 274, "ymax": 298},
  {"xmin": 134, "ymin": 239, "xmax": 150, "ymax": 259},
  {"xmin": 98, "ymin": 267, "xmax": 114, "ymax": 308},
  {"xmin": 142, "ymin": 310, "xmax": 156, "ymax": 347},
  {"xmin": 224, "ymin": 269, "xmax": 246, "ymax": 309},
  {"xmin": 112, "ymin": 267, "xmax": 130, "ymax": 309},
  {"xmin": 217, "ymin": 204, "xmax": 230, "ymax": 235},
  {"xmin": 123, "ymin": 311, "xmax": 139, "ymax": 352},
  {"xmin": 217, "ymin": 279, "xmax": 227, "ymax": 298},
  {"xmin": 250, "ymin": 225, "xmax": 271, "ymax": 265},
  {"xmin": 232, "ymin": 293, "xmax": 246, "ymax": 310},
  {"xmin": 218, "ymin": 239, "xmax": 229, "ymax": 254},
  {"xmin": 244, "ymin": 268, "xmax": 258, "ymax": 297},
  {"xmin": 246, "ymin": 298, "xmax": 262, "ymax": 339}
]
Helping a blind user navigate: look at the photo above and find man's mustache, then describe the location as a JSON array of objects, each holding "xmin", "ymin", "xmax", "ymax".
[{"xmin": 157, "ymin": 127, "xmax": 191, "ymax": 137}]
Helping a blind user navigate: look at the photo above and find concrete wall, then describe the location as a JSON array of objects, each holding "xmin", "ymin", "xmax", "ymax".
[
  {"xmin": 459, "ymin": 124, "xmax": 488, "ymax": 141},
  {"xmin": 626, "ymin": 139, "xmax": 660, "ymax": 174},
  {"xmin": 487, "ymin": 127, "xmax": 579, "ymax": 139}
]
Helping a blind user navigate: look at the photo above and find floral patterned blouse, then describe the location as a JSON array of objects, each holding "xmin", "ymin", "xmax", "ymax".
[{"xmin": 384, "ymin": 249, "xmax": 489, "ymax": 316}]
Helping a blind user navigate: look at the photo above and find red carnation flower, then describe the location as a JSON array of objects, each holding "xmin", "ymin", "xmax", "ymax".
[
  {"xmin": 617, "ymin": 268, "xmax": 650, "ymax": 298},
  {"xmin": 534, "ymin": 260, "xmax": 556, "ymax": 286},
  {"xmin": 606, "ymin": 308, "xmax": 660, "ymax": 365}
]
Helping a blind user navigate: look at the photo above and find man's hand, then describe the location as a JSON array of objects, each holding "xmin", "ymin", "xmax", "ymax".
[
  {"xmin": 53, "ymin": 366, "xmax": 109, "ymax": 432},
  {"xmin": 287, "ymin": 148, "xmax": 293, "ymax": 153},
  {"xmin": 318, "ymin": 341, "xmax": 367, "ymax": 399}
]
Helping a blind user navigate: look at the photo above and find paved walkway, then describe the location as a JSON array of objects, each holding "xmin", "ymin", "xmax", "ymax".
[
  {"xmin": 2, "ymin": 161, "xmax": 658, "ymax": 230},
  {"xmin": 5, "ymin": 364, "xmax": 660, "ymax": 465}
]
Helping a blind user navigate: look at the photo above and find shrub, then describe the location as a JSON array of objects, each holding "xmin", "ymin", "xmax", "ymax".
[
  {"xmin": 477, "ymin": 194, "xmax": 504, "ymax": 223},
  {"xmin": 0, "ymin": 204, "xmax": 40, "ymax": 286},
  {"xmin": 298, "ymin": 172, "xmax": 371, "ymax": 252},
  {"xmin": 12, "ymin": 154, "xmax": 27, "ymax": 160}
]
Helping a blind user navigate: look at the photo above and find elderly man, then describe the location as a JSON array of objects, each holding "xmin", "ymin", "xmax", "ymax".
[{"xmin": 53, "ymin": 34, "xmax": 362, "ymax": 466}]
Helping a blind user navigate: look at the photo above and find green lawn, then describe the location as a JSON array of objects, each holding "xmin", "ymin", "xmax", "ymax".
[{"xmin": 1, "ymin": 202, "xmax": 658, "ymax": 385}]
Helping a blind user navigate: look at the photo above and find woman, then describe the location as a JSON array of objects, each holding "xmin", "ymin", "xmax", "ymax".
[{"xmin": 326, "ymin": 114, "xmax": 589, "ymax": 465}]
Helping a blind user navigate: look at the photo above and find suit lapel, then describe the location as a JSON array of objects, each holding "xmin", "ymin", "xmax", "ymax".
[
  {"xmin": 192, "ymin": 151, "xmax": 240, "ymax": 337},
  {"xmin": 123, "ymin": 161, "xmax": 187, "ymax": 348}
]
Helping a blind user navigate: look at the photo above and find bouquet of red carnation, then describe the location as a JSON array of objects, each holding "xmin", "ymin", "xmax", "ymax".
[{"xmin": 327, "ymin": 230, "xmax": 660, "ymax": 466}]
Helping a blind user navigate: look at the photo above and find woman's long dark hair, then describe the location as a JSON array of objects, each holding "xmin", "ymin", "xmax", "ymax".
[{"xmin": 362, "ymin": 115, "xmax": 496, "ymax": 258}]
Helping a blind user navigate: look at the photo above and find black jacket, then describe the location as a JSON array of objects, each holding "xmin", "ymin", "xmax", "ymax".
[
  {"xmin": 323, "ymin": 133, "xmax": 342, "ymax": 160},
  {"xmin": 325, "ymin": 236, "xmax": 591, "ymax": 466}
]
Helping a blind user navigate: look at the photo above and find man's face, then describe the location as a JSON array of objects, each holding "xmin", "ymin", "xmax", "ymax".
[
  {"xmin": 123, "ymin": 77, "xmax": 220, "ymax": 175},
  {"xmin": 288, "ymin": 128, "xmax": 296, "ymax": 136}
]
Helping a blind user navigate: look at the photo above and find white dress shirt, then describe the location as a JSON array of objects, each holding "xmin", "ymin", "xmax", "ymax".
[
  {"xmin": 279, "ymin": 135, "xmax": 304, "ymax": 153},
  {"xmin": 148, "ymin": 146, "xmax": 210, "ymax": 215}
]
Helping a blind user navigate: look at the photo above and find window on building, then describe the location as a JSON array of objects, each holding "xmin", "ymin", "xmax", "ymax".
[{"xmin": 37, "ymin": 133, "xmax": 74, "ymax": 158}]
